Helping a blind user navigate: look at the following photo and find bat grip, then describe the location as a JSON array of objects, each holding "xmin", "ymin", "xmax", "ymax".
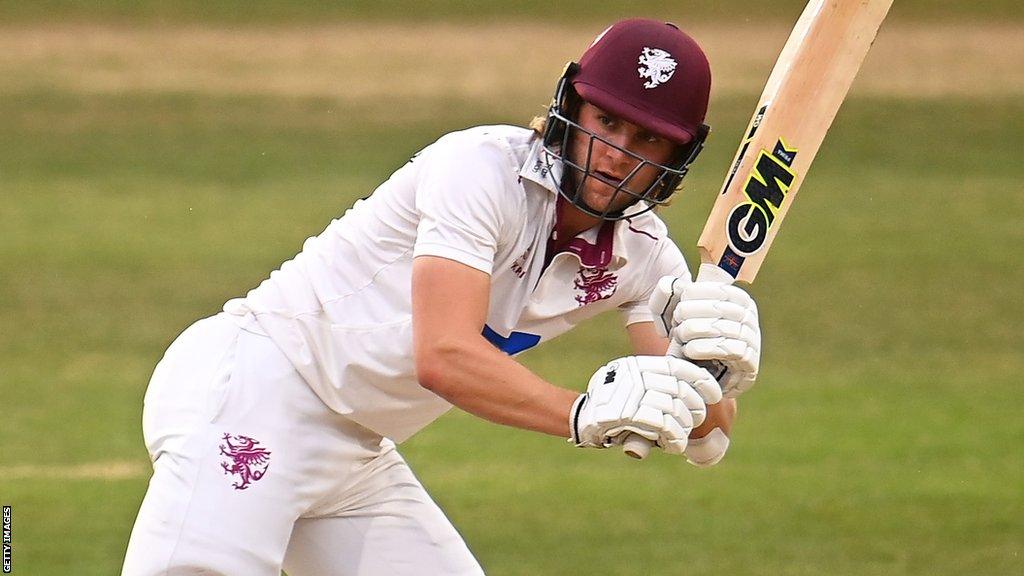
[
  {"xmin": 623, "ymin": 432, "xmax": 652, "ymax": 459},
  {"xmin": 696, "ymin": 262, "xmax": 737, "ymax": 284},
  {"xmin": 621, "ymin": 263, "xmax": 736, "ymax": 460}
]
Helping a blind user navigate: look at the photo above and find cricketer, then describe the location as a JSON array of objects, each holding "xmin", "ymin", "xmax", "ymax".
[{"xmin": 122, "ymin": 18, "xmax": 761, "ymax": 575}]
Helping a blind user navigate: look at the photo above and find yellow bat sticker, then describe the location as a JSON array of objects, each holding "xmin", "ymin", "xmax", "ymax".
[{"xmin": 726, "ymin": 139, "xmax": 798, "ymax": 257}]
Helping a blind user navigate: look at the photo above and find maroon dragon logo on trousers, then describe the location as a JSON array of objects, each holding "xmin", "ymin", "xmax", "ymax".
[{"xmin": 219, "ymin": 433, "xmax": 271, "ymax": 490}]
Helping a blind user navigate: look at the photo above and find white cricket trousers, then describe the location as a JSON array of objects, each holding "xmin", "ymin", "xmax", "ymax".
[{"xmin": 121, "ymin": 313, "xmax": 485, "ymax": 576}]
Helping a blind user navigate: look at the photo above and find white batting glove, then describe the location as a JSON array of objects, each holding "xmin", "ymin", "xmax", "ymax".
[
  {"xmin": 570, "ymin": 356, "xmax": 722, "ymax": 455},
  {"xmin": 672, "ymin": 281, "xmax": 760, "ymax": 398},
  {"xmin": 649, "ymin": 275, "xmax": 761, "ymax": 398},
  {"xmin": 650, "ymin": 275, "xmax": 728, "ymax": 380}
]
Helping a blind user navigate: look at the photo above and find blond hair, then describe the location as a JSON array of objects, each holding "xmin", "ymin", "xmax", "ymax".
[{"xmin": 528, "ymin": 114, "xmax": 547, "ymax": 135}]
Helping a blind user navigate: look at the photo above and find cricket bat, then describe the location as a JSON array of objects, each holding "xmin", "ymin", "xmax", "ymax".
[{"xmin": 622, "ymin": 0, "xmax": 893, "ymax": 459}]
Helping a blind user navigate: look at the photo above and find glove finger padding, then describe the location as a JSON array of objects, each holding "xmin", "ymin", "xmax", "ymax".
[
  {"xmin": 723, "ymin": 372, "xmax": 757, "ymax": 399},
  {"xmin": 673, "ymin": 316, "xmax": 759, "ymax": 344},
  {"xmin": 680, "ymin": 336, "xmax": 757, "ymax": 368},
  {"xmin": 632, "ymin": 356, "xmax": 718, "ymax": 449},
  {"xmin": 681, "ymin": 337, "xmax": 759, "ymax": 397},
  {"xmin": 661, "ymin": 437, "xmax": 689, "ymax": 456},
  {"xmin": 675, "ymin": 383, "xmax": 707, "ymax": 429},
  {"xmin": 605, "ymin": 425, "xmax": 660, "ymax": 444},
  {"xmin": 639, "ymin": 371, "xmax": 701, "ymax": 437},
  {"xmin": 639, "ymin": 388, "xmax": 694, "ymax": 436},
  {"xmin": 651, "ymin": 356, "xmax": 723, "ymax": 405},
  {"xmin": 672, "ymin": 300, "xmax": 756, "ymax": 327},
  {"xmin": 640, "ymin": 370, "xmax": 681, "ymax": 396},
  {"xmin": 680, "ymin": 282, "xmax": 758, "ymax": 315}
]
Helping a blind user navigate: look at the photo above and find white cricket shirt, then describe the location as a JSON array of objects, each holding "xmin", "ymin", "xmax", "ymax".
[{"xmin": 227, "ymin": 125, "xmax": 689, "ymax": 442}]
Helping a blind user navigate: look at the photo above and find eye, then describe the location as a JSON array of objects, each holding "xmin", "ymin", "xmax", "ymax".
[
  {"xmin": 597, "ymin": 115, "xmax": 614, "ymax": 127},
  {"xmin": 643, "ymin": 133, "xmax": 661, "ymax": 145}
]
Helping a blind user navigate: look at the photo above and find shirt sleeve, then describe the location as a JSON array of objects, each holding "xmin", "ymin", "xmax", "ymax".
[
  {"xmin": 412, "ymin": 134, "xmax": 519, "ymax": 275},
  {"xmin": 619, "ymin": 239, "xmax": 690, "ymax": 326}
]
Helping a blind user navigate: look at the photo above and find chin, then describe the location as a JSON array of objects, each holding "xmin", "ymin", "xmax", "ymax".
[
  {"xmin": 580, "ymin": 196, "xmax": 613, "ymax": 215},
  {"xmin": 582, "ymin": 188, "xmax": 631, "ymax": 214}
]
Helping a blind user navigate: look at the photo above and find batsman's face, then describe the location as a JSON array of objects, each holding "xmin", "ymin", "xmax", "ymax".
[{"xmin": 568, "ymin": 102, "xmax": 680, "ymax": 214}]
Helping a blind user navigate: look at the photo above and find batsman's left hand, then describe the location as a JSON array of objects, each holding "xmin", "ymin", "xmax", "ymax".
[{"xmin": 650, "ymin": 276, "xmax": 761, "ymax": 399}]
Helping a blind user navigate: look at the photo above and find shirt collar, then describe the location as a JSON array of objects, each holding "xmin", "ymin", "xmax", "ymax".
[
  {"xmin": 548, "ymin": 197, "xmax": 635, "ymax": 270},
  {"xmin": 519, "ymin": 138, "xmax": 562, "ymax": 195},
  {"xmin": 560, "ymin": 220, "xmax": 617, "ymax": 269}
]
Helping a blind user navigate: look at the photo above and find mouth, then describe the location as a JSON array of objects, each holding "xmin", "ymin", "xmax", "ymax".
[{"xmin": 592, "ymin": 170, "xmax": 623, "ymax": 187}]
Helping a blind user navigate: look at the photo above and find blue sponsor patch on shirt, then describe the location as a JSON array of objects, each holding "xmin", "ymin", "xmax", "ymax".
[{"xmin": 482, "ymin": 325, "xmax": 541, "ymax": 355}]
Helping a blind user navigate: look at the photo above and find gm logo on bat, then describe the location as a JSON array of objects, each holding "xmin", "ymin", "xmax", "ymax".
[{"xmin": 726, "ymin": 138, "xmax": 798, "ymax": 257}]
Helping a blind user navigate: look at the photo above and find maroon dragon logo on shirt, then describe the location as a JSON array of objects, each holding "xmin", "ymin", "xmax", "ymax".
[
  {"xmin": 219, "ymin": 433, "xmax": 271, "ymax": 490},
  {"xmin": 573, "ymin": 267, "xmax": 618, "ymax": 306}
]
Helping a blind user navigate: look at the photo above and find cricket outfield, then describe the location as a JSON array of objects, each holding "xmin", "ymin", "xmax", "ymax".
[{"xmin": 0, "ymin": 2, "xmax": 1021, "ymax": 574}]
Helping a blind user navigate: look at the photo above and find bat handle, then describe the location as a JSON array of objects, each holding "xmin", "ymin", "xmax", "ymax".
[
  {"xmin": 621, "ymin": 263, "xmax": 736, "ymax": 460},
  {"xmin": 622, "ymin": 432, "xmax": 653, "ymax": 460},
  {"xmin": 696, "ymin": 262, "xmax": 736, "ymax": 284}
]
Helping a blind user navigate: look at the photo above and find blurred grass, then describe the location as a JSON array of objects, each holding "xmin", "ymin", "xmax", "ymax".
[{"xmin": 1, "ymin": 8, "xmax": 1022, "ymax": 576}]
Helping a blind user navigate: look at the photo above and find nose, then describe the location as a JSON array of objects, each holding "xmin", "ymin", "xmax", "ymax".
[{"xmin": 593, "ymin": 134, "xmax": 637, "ymax": 177}]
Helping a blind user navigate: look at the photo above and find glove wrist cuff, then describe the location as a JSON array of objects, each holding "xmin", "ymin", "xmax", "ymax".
[
  {"xmin": 684, "ymin": 427, "xmax": 730, "ymax": 467},
  {"xmin": 568, "ymin": 393, "xmax": 588, "ymax": 445}
]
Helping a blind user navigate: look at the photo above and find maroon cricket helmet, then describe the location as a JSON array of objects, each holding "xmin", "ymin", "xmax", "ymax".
[
  {"xmin": 573, "ymin": 19, "xmax": 711, "ymax": 144},
  {"xmin": 539, "ymin": 19, "xmax": 712, "ymax": 221}
]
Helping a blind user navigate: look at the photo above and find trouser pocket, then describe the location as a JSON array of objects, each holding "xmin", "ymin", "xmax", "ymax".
[{"xmin": 141, "ymin": 315, "xmax": 241, "ymax": 461}]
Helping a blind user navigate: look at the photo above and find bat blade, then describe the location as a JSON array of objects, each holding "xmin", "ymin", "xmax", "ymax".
[
  {"xmin": 622, "ymin": 0, "xmax": 893, "ymax": 461},
  {"xmin": 698, "ymin": 0, "xmax": 894, "ymax": 284}
]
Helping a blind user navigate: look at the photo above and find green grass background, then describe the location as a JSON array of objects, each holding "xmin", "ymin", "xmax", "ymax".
[{"xmin": 1, "ymin": 2, "xmax": 1022, "ymax": 575}]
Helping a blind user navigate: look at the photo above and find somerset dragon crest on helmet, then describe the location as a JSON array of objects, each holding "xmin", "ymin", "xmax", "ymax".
[{"xmin": 638, "ymin": 47, "xmax": 678, "ymax": 89}]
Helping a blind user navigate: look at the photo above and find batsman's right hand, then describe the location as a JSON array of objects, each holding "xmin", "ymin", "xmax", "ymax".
[
  {"xmin": 649, "ymin": 274, "xmax": 761, "ymax": 399},
  {"xmin": 570, "ymin": 356, "xmax": 722, "ymax": 455}
]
